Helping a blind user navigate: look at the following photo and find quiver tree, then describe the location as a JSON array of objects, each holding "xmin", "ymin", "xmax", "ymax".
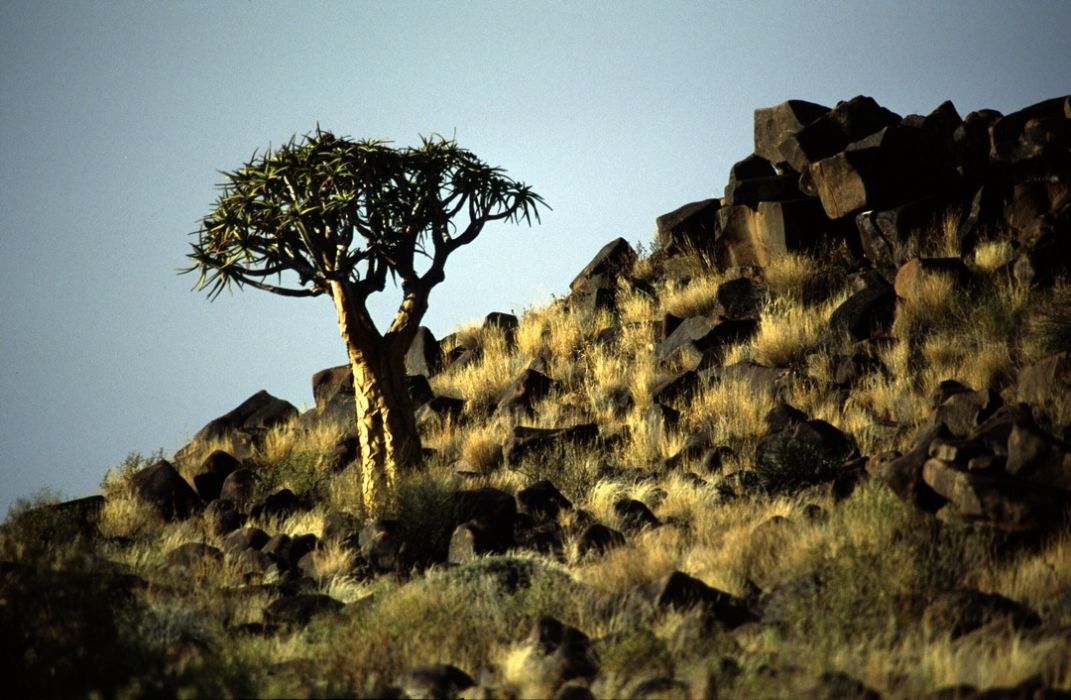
[{"xmin": 184, "ymin": 131, "xmax": 546, "ymax": 513}]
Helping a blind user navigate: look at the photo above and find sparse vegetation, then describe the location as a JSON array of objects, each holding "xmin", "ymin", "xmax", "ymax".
[{"xmin": 7, "ymin": 91, "xmax": 1071, "ymax": 696}]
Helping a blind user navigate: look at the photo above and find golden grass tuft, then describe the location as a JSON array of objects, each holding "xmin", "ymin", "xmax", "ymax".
[{"xmin": 661, "ymin": 269, "xmax": 721, "ymax": 319}]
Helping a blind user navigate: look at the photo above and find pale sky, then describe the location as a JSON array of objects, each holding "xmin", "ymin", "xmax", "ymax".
[{"xmin": 2, "ymin": 0, "xmax": 1069, "ymax": 514}]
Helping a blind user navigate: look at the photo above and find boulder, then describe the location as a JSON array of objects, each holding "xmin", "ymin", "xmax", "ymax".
[
  {"xmin": 218, "ymin": 467, "xmax": 258, "ymax": 507},
  {"xmin": 405, "ymin": 326, "xmax": 443, "ymax": 378},
  {"xmin": 649, "ymin": 370, "xmax": 699, "ymax": 405},
  {"xmin": 177, "ymin": 390, "xmax": 298, "ymax": 461},
  {"xmin": 483, "ymin": 312, "xmax": 519, "ymax": 344},
  {"xmin": 781, "ymin": 95, "xmax": 901, "ymax": 172},
  {"xmin": 922, "ymin": 588, "xmax": 1041, "ymax": 639},
  {"xmin": 632, "ymin": 571, "xmax": 756, "ymax": 629},
  {"xmin": 893, "ymin": 257, "xmax": 973, "ymax": 299},
  {"xmin": 865, "ymin": 423, "xmax": 950, "ymax": 511},
  {"xmin": 811, "ymin": 124, "xmax": 953, "ymax": 219},
  {"xmin": 569, "ymin": 237, "xmax": 637, "ymax": 292},
  {"xmin": 753, "ymin": 99, "xmax": 831, "ymax": 166},
  {"xmin": 715, "ymin": 277, "xmax": 766, "ymax": 320},
  {"xmin": 1006, "ymin": 422, "xmax": 1071, "ymax": 490},
  {"xmin": 222, "ymin": 526, "xmax": 270, "ymax": 555},
  {"xmin": 934, "ymin": 388, "xmax": 1001, "ymax": 437},
  {"xmin": 496, "ymin": 369, "xmax": 556, "ymax": 417},
  {"xmin": 129, "ymin": 460, "xmax": 201, "ymax": 521},
  {"xmin": 1017, "ymin": 352, "xmax": 1071, "ymax": 409},
  {"xmin": 192, "ymin": 450, "xmax": 240, "ymax": 502},
  {"xmin": 716, "ymin": 202, "xmax": 825, "ymax": 269},
  {"xmin": 988, "ymin": 95, "xmax": 1071, "ymax": 163},
  {"xmin": 655, "ymin": 199, "xmax": 721, "ymax": 254},
  {"xmin": 503, "ymin": 424, "xmax": 599, "ymax": 466},
  {"xmin": 359, "ymin": 519, "xmax": 405, "ymax": 572},
  {"xmin": 613, "ymin": 498, "xmax": 660, "ymax": 533},
  {"xmin": 526, "ymin": 616, "xmax": 599, "ymax": 685},
  {"xmin": 856, "ymin": 194, "xmax": 964, "ymax": 276},
  {"xmin": 264, "ymin": 594, "xmax": 343, "ymax": 627},
  {"xmin": 922, "ymin": 459, "xmax": 1068, "ymax": 532},
  {"xmin": 516, "ymin": 480, "xmax": 573, "ymax": 522},
  {"xmin": 828, "ymin": 278, "xmax": 896, "ymax": 341},
  {"xmin": 754, "ymin": 419, "xmax": 855, "ymax": 493},
  {"xmin": 203, "ymin": 498, "xmax": 244, "ymax": 536},
  {"xmin": 250, "ymin": 488, "xmax": 307, "ymax": 520},
  {"xmin": 397, "ymin": 665, "xmax": 476, "ymax": 700},
  {"xmin": 655, "ymin": 315, "xmax": 716, "ymax": 360},
  {"xmin": 576, "ymin": 523, "xmax": 626, "ymax": 557},
  {"xmin": 164, "ymin": 542, "xmax": 223, "ymax": 571}
]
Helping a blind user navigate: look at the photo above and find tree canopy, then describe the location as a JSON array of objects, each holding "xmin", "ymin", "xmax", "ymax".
[{"xmin": 185, "ymin": 130, "xmax": 547, "ymax": 334}]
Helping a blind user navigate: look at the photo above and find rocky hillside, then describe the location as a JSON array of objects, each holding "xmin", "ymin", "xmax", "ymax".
[{"xmin": 4, "ymin": 94, "xmax": 1071, "ymax": 699}]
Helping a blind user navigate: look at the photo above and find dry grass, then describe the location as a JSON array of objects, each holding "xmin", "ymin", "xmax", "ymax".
[
  {"xmin": 750, "ymin": 292, "xmax": 846, "ymax": 368},
  {"xmin": 661, "ymin": 269, "xmax": 721, "ymax": 318}
]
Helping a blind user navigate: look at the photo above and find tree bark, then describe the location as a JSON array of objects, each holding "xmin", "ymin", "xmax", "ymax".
[{"xmin": 331, "ymin": 282, "xmax": 422, "ymax": 515}]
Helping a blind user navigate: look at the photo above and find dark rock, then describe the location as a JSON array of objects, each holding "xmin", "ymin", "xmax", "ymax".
[
  {"xmin": 218, "ymin": 467, "xmax": 258, "ymax": 507},
  {"xmin": 129, "ymin": 460, "xmax": 201, "ymax": 521},
  {"xmin": 577, "ymin": 523, "xmax": 626, "ymax": 557},
  {"xmin": 613, "ymin": 498, "xmax": 660, "ymax": 533},
  {"xmin": 811, "ymin": 123, "xmax": 953, "ymax": 219},
  {"xmin": 698, "ymin": 445, "xmax": 734, "ymax": 474},
  {"xmin": 497, "ymin": 369, "xmax": 556, "ymax": 417},
  {"xmin": 754, "ymin": 99, "xmax": 831, "ymax": 166},
  {"xmin": 628, "ymin": 677, "xmax": 691, "ymax": 700},
  {"xmin": 484, "ymin": 312, "xmax": 519, "ymax": 343},
  {"xmin": 1017, "ymin": 352, "xmax": 1071, "ymax": 409},
  {"xmin": 528, "ymin": 616, "xmax": 599, "ymax": 683},
  {"xmin": 192, "ymin": 450, "xmax": 241, "ymax": 502},
  {"xmin": 321, "ymin": 510, "xmax": 360, "ymax": 547},
  {"xmin": 649, "ymin": 370, "xmax": 699, "ymax": 405},
  {"xmin": 397, "ymin": 664, "xmax": 475, "ymax": 700},
  {"xmin": 922, "ymin": 589, "xmax": 1041, "ymax": 639},
  {"xmin": 968, "ymin": 403, "xmax": 1037, "ymax": 452},
  {"xmin": 569, "ymin": 237, "xmax": 637, "ymax": 292},
  {"xmin": 923, "ymin": 459, "xmax": 1068, "ymax": 532},
  {"xmin": 515, "ymin": 520, "xmax": 565, "ymax": 556},
  {"xmin": 763, "ymin": 402, "xmax": 808, "ymax": 433},
  {"xmin": 989, "ymin": 96, "xmax": 1071, "ymax": 163},
  {"xmin": 222, "ymin": 526, "xmax": 270, "ymax": 555},
  {"xmin": 928, "ymin": 438, "xmax": 992, "ymax": 467},
  {"xmin": 784, "ymin": 95, "xmax": 901, "ymax": 172},
  {"xmin": 829, "ymin": 279, "xmax": 896, "ymax": 341},
  {"xmin": 251, "ymin": 488, "xmax": 307, "ymax": 520},
  {"xmin": 405, "ymin": 326, "xmax": 443, "ymax": 378},
  {"xmin": 715, "ymin": 202, "xmax": 824, "ymax": 269},
  {"xmin": 264, "ymin": 594, "xmax": 343, "ymax": 627},
  {"xmin": 755, "ymin": 419, "xmax": 855, "ymax": 493},
  {"xmin": 177, "ymin": 390, "xmax": 298, "ymax": 460},
  {"xmin": 415, "ymin": 395, "xmax": 467, "ymax": 430},
  {"xmin": 517, "ymin": 480, "xmax": 573, "ymax": 522},
  {"xmin": 656, "ymin": 315, "xmax": 716, "ymax": 361},
  {"xmin": 935, "ymin": 389, "xmax": 1002, "ymax": 437},
  {"xmin": 655, "ymin": 199, "xmax": 721, "ymax": 254},
  {"xmin": 448, "ymin": 520, "xmax": 498, "ymax": 564},
  {"xmin": 866, "ymin": 423, "xmax": 950, "ymax": 511},
  {"xmin": 893, "ymin": 257, "xmax": 973, "ymax": 299},
  {"xmin": 260, "ymin": 533, "xmax": 294, "ymax": 567},
  {"xmin": 359, "ymin": 519, "xmax": 405, "ymax": 572},
  {"xmin": 715, "ymin": 277, "xmax": 766, "ymax": 320},
  {"xmin": 16, "ymin": 495, "xmax": 106, "ymax": 541},
  {"xmin": 812, "ymin": 672, "xmax": 881, "ymax": 700},
  {"xmin": 452, "ymin": 488, "xmax": 517, "ymax": 554},
  {"xmin": 204, "ymin": 498, "xmax": 244, "ymax": 536},
  {"xmin": 504, "ymin": 424, "xmax": 599, "ymax": 466},
  {"xmin": 726, "ymin": 174, "xmax": 803, "ymax": 208},
  {"xmin": 932, "ymin": 379, "xmax": 973, "ymax": 408},
  {"xmin": 716, "ymin": 362, "xmax": 789, "ymax": 399},
  {"xmin": 1006, "ymin": 423, "xmax": 1070, "ymax": 490},
  {"xmin": 633, "ymin": 571, "xmax": 756, "ymax": 629},
  {"xmin": 407, "ymin": 374, "xmax": 436, "ymax": 407},
  {"xmin": 856, "ymin": 193, "xmax": 965, "ymax": 276},
  {"xmin": 556, "ymin": 685, "xmax": 596, "ymax": 700},
  {"xmin": 164, "ymin": 542, "xmax": 223, "ymax": 570}
]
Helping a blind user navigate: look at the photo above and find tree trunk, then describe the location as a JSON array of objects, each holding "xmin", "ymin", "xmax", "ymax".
[{"xmin": 331, "ymin": 282, "xmax": 422, "ymax": 515}]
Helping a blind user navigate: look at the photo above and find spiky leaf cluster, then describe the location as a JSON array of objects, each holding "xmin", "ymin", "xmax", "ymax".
[{"xmin": 185, "ymin": 130, "xmax": 547, "ymax": 302}]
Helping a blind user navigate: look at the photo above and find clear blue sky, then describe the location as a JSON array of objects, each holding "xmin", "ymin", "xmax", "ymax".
[{"xmin": 2, "ymin": 0, "xmax": 1069, "ymax": 514}]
